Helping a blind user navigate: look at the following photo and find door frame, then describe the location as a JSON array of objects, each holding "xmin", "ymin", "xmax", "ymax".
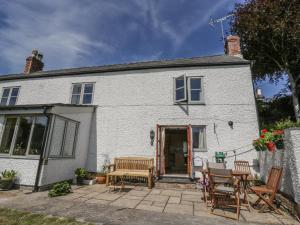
[{"xmin": 156, "ymin": 124, "xmax": 192, "ymax": 178}]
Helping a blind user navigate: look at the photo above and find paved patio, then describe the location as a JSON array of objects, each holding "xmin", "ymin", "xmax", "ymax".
[{"xmin": 0, "ymin": 184, "xmax": 298, "ymax": 225}]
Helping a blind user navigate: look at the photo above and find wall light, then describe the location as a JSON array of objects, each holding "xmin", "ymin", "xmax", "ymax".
[{"xmin": 150, "ymin": 130, "xmax": 155, "ymax": 146}]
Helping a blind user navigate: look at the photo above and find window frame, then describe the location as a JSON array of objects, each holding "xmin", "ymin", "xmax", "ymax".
[
  {"xmin": 0, "ymin": 115, "xmax": 48, "ymax": 158},
  {"xmin": 173, "ymin": 75, "xmax": 187, "ymax": 103},
  {"xmin": 0, "ymin": 86, "xmax": 20, "ymax": 106},
  {"xmin": 70, "ymin": 82, "xmax": 95, "ymax": 105},
  {"xmin": 187, "ymin": 77, "xmax": 204, "ymax": 104},
  {"xmin": 192, "ymin": 125, "xmax": 207, "ymax": 152},
  {"xmin": 48, "ymin": 115, "xmax": 79, "ymax": 159}
]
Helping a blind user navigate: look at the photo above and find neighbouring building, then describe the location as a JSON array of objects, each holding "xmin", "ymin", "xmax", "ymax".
[{"xmin": 0, "ymin": 36, "xmax": 259, "ymax": 189}]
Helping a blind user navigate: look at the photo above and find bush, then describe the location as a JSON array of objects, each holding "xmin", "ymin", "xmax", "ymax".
[
  {"xmin": 1, "ymin": 170, "xmax": 17, "ymax": 180},
  {"xmin": 273, "ymin": 119, "xmax": 300, "ymax": 130},
  {"xmin": 48, "ymin": 181, "xmax": 71, "ymax": 197},
  {"xmin": 74, "ymin": 168, "xmax": 87, "ymax": 178}
]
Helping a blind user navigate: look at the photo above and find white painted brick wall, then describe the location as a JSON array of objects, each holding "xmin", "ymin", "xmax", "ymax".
[{"xmin": 0, "ymin": 64, "xmax": 259, "ymax": 181}]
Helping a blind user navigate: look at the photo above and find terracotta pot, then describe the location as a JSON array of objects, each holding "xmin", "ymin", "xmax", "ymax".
[
  {"xmin": 266, "ymin": 142, "xmax": 276, "ymax": 152},
  {"xmin": 96, "ymin": 176, "xmax": 106, "ymax": 184}
]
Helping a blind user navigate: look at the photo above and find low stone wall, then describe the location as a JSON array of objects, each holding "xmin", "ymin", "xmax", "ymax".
[{"xmin": 259, "ymin": 128, "xmax": 300, "ymax": 214}]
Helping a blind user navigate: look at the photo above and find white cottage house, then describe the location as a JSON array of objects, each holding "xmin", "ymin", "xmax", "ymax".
[{"xmin": 0, "ymin": 36, "xmax": 259, "ymax": 189}]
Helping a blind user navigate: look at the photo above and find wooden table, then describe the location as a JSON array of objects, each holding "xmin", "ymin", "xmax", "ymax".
[{"xmin": 199, "ymin": 168, "xmax": 251, "ymax": 210}]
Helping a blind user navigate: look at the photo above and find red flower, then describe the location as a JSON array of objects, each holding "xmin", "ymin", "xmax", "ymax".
[
  {"xmin": 261, "ymin": 129, "xmax": 268, "ymax": 133},
  {"xmin": 260, "ymin": 134, "xmax": 265, "ymax": 138},
  {"xmin": 273, "ymin": 130, "xmax": 284, "ymax": 135}
]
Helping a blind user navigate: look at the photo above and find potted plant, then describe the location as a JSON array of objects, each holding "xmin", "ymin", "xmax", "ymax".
[
  {"xmin": 253, "ymin": 138, "xmax": 267, "ymax": 151},
  {"xmin": 273, "ymin": 130, "xmax": 284, "ymax": 149},
  {"xmin": 95, "ymin": 165, "xmax": 109, "ymax": 184},
  {"xmin": 0, "ymin": 170, "xmax": 17, "ymax": 190},
  {"xmin": 83, "ymin": 172, "xmax": 97, "ymax": 185},
  {"xmin": 74, "ymin": 168, "xmax": 87, "ymax": 185}
]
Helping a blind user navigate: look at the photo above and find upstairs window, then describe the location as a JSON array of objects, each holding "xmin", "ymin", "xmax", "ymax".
[
  {"xmin": 71, "ymin": 83, "xmax": 94, "ymax": 105},
  {"xmin": 0, "ymin": 87, "xmax": 20, "ymax": 106},
  {"xmin": 173, "ymin": 76, "xmax": 204, "ymax": 104},
  {"xmin": 174, "ymin": 75, "xmax": 187, "ymax": 102}
]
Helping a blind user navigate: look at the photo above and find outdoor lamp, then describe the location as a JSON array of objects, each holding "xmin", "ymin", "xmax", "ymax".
[
  {"xmin": 150, "ymin": 129, "xmax": 155, "ymax": 146},
  {"xmin": 228, "ymin": 120, "xmax": 233, "ymax": 129}
]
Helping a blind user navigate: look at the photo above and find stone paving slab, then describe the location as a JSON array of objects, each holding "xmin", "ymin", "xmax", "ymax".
[
  {"xmin": 110, "ymin": 198, "xmax": 141, "ymax": 208},
  {"xmin": 85, "ymin": 198, "xmax": 110, "ymax": 205},
  {"xmin": 181, "ymin": 194, "xmax": 202, "ymax": 202},
  {"xmin": 144, "ymin": 194, "xmax": 169, "ymax": 203},
  {"xmin": 168, "ymin": 196, "xmax": 181, "ymax": 204},
  {"xmin": 95, "ymin": 192, "xmax": 123, "ymax": 201},
  {"xmin": 164, "ymin": 203, "xmax": 193, "ymax": 215},
  {"xmin": 127, "ymin": 190, "xmax": 149, "ymax": 197},
  {"xmin": 160, "ymin": 190, "xmax": 182, "ymax": 197},
  {"xmin": 136, "ymin": 203, "xmax": 164, "ymax": 212}
]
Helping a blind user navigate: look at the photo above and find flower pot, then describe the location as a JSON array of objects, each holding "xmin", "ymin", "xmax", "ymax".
[
  {"xmin": 275, "ymin": 140, "xmax": 284, "ymax": 149},
  {"xmin": 83, "ymin": 179, "xmax": 96, "ymax": 185},
  {"xmin": 76, "ymin": 177, "xmax": 84, "ymax": 185},
  {"xmin": 266, "ymin": 142, "xmax": 276, "ymax": 152},
  {"xmin": 255, "ymin": 145, "xmax": 267, "ymax": 151},
  {"xmin": 96, "ymin": 175, "xmax": 106, "ymax": 184},
  {"xmin": 0, "ymin": 178, "xmax": 14, "ymax": 190}
]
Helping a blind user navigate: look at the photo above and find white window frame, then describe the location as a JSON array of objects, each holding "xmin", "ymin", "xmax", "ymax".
[
  {"xmin": 192, "ymin": 126, "xmax": 207, "ymax": 152},
  {"xmin": 173, "ymin": 75, "xmax": 187, "ymax": 103},
  {"xmin": 48, "ymin": 115, "xmax": 79, "ymax": 158},
  {"xmin": 70, "ymin": 83, "xmax": 94, "ymax": 105},
  {"xmin": 0, "ymin": 86, "xmax": 20, "ymax": 106},
  {"xmin": 0, "ymin": 115, "xmax": 48, "ymax": 158},
  {"xmin": 187, "ymin": 77, "xmax": 204, "ymax": 104}
]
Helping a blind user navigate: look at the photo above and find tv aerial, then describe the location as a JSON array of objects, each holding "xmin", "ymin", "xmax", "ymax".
[{"xmin": 209, "ymin": 14, "xmax": 234, "ymax": 45}]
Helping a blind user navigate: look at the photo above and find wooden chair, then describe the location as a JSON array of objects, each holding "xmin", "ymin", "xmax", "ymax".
[
  {"xmin": 208, "ymin": 168, "xmax": 241, "ymax": 220},
  {"xmin": 249, "ymin": 166, "xmax": 283, "ymax": 214}
]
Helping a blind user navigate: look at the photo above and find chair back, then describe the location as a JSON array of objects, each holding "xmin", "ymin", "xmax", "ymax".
[
  {"xmin": 266, "ymin": 167, "xmax": 283, "ymax": 193},
  {"xmin": 234, "ymin": 161, "xmax": 251, "ymax": 173},
  {"xmin": 208, "ymin": 168, "xmax": 233, "ymax": 185},
  {"xmin": 207, "ymin": 162, "xmax": 226, "ymax": 169}
]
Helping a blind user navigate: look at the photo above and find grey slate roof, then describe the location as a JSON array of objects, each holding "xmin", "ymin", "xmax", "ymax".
[
  {"xmin": 0, "ymin": 54, "xmax": 249, "ymax": 81},
  {"xmin": 0, "ymin": 103, "xmax": 97, "ymax": 110}
]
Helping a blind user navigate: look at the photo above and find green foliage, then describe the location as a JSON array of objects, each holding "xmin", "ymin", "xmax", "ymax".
[
  {"xmin": 84, "ymin": 172, "xmax": 95, "ymax": 180},
  {"xmin": 257, "ymin": 96, "xmax": 295, "ymax": 129},
  {"xmin": 74, "ymin": 168, "xmax": 87, "ymax": 178},
  {"xmin": 1, "ymin": 170, "xmax": 17, "ymax": 180},
  {"xmin": 273, "ymin": 119, "xmax": 300, "ymax": 130},
  {"xmin": 48, "ymin": 181, "xmax": 71, "ymax": 197}
]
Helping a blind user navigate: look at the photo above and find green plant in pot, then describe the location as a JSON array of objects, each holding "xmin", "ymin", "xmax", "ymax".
[
  {"xmin": 273, "ymin": 130, "xmax": 284, "ymax": 149},
  {"xmin": 0, "ymin": 170, "xmax": 17, "ymax": 190},
  {"xmin": 74, "ymin": 168, "xmax": 87, "ymax": 185},
  {"xmin": 95, "ymin": 165, "xmax": 109, "ymax": 184},
  {"xmin": 253, "ymin": 138, "xmax": 267, "ymax": 151}
]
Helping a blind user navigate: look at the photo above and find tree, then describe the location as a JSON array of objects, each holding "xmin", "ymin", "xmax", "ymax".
[{"xmin": 230, "ymin": 0, "xmax": 300, "ymax": 120}]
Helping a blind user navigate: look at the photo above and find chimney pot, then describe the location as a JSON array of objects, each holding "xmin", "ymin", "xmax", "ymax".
[
  {"xmin": 225, "ymin": 35, "xmax": 242, "ymax": 57},
  {"xmin": 24, "ymin": 49, "xmax": 44, "ymax": 74}
]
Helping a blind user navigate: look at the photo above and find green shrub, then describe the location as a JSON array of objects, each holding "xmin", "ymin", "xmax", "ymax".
[
  {"xmin": 273, "ymin": 119, "xmax": 300, "ymax": 130},
  {"xmin": 1, "ymin": 170, "xmax": 17, "ymax": 180},
  {"xmin": 48, "ymin": 181, "xmax": 71, "ymax": 197},
  {"xmin": 74, "ymin": 168, "xmax": 87, "ymax": 178}
]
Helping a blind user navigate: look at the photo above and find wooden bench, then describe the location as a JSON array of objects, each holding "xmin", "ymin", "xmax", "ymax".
[{"xmin": 106, "ymin": 157, "xmax": 154, "ymax": 189}]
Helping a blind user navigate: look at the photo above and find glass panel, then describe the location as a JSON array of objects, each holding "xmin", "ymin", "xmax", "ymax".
[
  {"xmin": 193, "ymin": 128, "xmax": 199, "ymax": 149},
  {"xmin": 63, "ymin": 122, "xmax": 77, "ymax": 156},
  {"xmin": 0, "ymin": 97, "xmax": 8, "ymax": 106},
  {"xmin": 11, "ymin": 88, "xmax": 19, "ymax": 97},
  {"xmin": 176, "ymin": 88, "xmax": 184, "ymax": 101},
  {"xmin": 176, "ymin": 78, "xmax": 184, "ymax": 88},
  {"xmin": 72, "ymin": 84, "xmax": 82, "ymax": 94},
  {"xmin": 84, "ymin": 84, "xmax": 93, "ymax": 94},
  {"xmin": 191, "ymin": 90, "xmax": 201, "ymax": 101},
  {"xmin": 12, "ymin": 117, "xmax": 33, "ymax": 156},
  {"xmin": 8, "ymin": 97, "xmax": 17, "ymax": 105},
  {"xmin": 0, "ymin": 117, "xmax": 17, "ymax": 154},
  {"xmin": 28, "ymin": 116, "xmax": 48, "ymax": 155},
  {"xmin": 2, "ymin": 88, "xmax": 10, "ymax": 98},
  {"xmin": 82, "ymin": 94, "xmax": 92, "ymax": 104},
  {"xmin": 49, "ymin": 117, "xmax": 66, "ymax": 156},
  {"xmin": 71, "ymin": 94, "xmax": 80, "ymax": 104},
  {"xmin": 190, "ymin": 78, "xmax": 201, "ymax": 89}
]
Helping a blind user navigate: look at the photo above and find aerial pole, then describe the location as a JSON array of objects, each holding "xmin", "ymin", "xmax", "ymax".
[{"xmin": 209, "ymin": 14, "xmax": 234, "ymax": 45}]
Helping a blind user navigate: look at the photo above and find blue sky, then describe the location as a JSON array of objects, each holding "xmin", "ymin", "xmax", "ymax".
[{"xmin": 0, "ymin": 0, "xmax": 285, "ymax": 97}]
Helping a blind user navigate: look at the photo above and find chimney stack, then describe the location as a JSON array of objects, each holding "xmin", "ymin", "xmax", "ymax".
[
  {"xmin": 24, "ymin": 49, "xmax": 44, "ymax": 74},
  {"xmin": 225, "ymin": 35, "xmax": 242, "ymax": 57}
]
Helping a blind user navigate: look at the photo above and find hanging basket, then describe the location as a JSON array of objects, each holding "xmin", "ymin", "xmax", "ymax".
[{"xmin": 266, "ymin": 142, "xmax": 276, "ymax": 152}]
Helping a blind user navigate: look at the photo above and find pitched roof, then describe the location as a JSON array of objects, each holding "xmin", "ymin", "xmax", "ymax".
[{"xmin": 0, "ymin": 54, "xmax": 249, "ymax": 81}]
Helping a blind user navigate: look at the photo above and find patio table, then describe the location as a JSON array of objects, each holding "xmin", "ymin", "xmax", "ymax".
[{"xmin": 199, "ymin": 168, "xmax": 251, "ymax": 210}]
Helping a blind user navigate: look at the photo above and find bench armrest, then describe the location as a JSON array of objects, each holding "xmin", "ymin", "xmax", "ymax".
[{"xmin": 105, "ymin": 164, "xmax": 116, "ymax": 173}]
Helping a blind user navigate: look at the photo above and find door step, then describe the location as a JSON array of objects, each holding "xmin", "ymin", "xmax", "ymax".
[{"xmin": 154, "ymin": 181, "xmax": 197, "ymax": 190}]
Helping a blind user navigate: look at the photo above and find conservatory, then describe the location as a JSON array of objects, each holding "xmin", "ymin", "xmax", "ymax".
[{"xmin": 0, "ymin": 104, "xmax": 95, "ymax": 190}]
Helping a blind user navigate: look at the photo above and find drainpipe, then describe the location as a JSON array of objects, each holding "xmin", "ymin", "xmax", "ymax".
[
  {"xmin": 250, "ymin": 60, "xmax": 261, "ymax": 135},
  {"xmin": 33, "ymin": 106, "xmax": 51, "ymax": 192}
]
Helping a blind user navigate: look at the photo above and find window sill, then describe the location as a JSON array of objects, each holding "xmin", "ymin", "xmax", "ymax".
[
  {"xmin": 174, "ymin": 102, "xmax": 205, "ymax": 105},
  {"xmin": 48, "ymin": 156, "xmax": 76, "ymax": 160},
  {"xmin": 0, "ymin": 155, "xmax": 40, "ymax": 160}
]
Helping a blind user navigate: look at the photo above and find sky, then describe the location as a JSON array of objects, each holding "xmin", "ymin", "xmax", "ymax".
[{"xmin": 0, "ymin": 0, "xmax": 285, "ymax": 97}]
